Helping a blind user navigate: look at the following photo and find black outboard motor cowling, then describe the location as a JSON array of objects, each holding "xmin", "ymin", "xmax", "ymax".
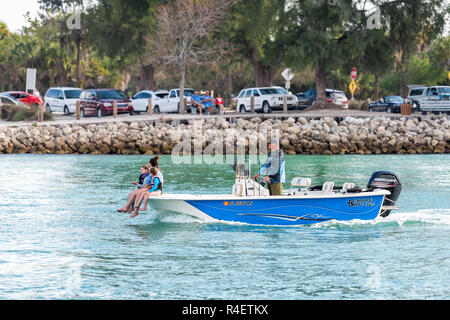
[{"xmin": 367, "ymin": 171, "xmax": 402, "ymax": 217}]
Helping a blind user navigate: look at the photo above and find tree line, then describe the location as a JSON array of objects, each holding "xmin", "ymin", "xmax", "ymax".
[{"xmin": 0, "ymin": 0, "xmax": 449, "ymax": 109}]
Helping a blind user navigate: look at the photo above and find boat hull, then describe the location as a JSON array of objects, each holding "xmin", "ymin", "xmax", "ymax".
[{"xmin": 148, "ymin": 192, "xmax": 387, "ymax": 226}]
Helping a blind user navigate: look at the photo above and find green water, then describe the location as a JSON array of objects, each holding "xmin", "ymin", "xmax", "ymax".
[{"xmin": 0, "ymin": 154, "xmax": 449, "ymax": 299}]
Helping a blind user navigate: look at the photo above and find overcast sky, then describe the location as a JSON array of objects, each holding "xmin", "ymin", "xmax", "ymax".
[
  {"xmin": 0, "ymin": 0, "xmax": 449, "ymax": 34},
  {"xmin": 0, "ymin": 0, "xmax": 41, "ymax": 32}
]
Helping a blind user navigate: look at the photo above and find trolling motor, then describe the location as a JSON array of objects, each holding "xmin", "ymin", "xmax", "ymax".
[{"xmin": 367, "ymin": 171, "xmax": 402, "ymax": 218}]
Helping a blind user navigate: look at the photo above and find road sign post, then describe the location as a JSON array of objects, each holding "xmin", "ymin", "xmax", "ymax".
[
  {"xmin": 349, "ymin": 80, "xmax": 357, "ymax": 100},
  {"xmin": 26, "ymin": 68, "xmax": 37, "ymax": 94},
  {"xmin": 281, "ymin": 68, "xmax": 295, "ymax": 91}
]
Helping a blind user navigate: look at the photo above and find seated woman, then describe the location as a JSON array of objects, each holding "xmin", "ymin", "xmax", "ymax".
[
  {"xmin": 215, "ymin": 93, "xmax": 224, "ymax": 115},
  {"xmin": 130, "ymin": 167, "xmax": 162, "ymax": 218},
  {"xmin": 148, "ymin": 155, "xmax": 164, "ymax": 185},
  {"xmin": 117, "ymin": 164, "xmax": 149, "ymax": 213}
]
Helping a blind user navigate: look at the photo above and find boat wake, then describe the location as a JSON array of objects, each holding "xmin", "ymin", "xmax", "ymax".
[
  {"xmin": 148, "ymin": 208, "xmax": 450, "ymax": 229},
  {"xmin": 151, "ymin": 211, "xmax": 209, "ymax": 224},
  {"xmin": 311, "ymin": 208, "xmax": 450, "ymax": 229}
]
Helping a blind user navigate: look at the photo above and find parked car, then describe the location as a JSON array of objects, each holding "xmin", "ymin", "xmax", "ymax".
[
  {"xmin": 79, "ymin": 89, "xmax": 134, "ymax": 118},
  {"xmin": 296, "ymin": 89, "xmax": 349, "ymax": 110},
  {"xmin": 1, "ymin": 91, "xmax": 43, "ymax": 108},
  {"xmin": 407, "ymin": 86, "xmax": 427, "ymax": 112},
  {"xmin": 156, "ymin": 88, "xmax": 196, "ymax": 113},
  {"xmin": 368, "ymin": 96, "xmax": 404, "ymax": 113},
  {"xmin": 131, "ymin": 90, "xmax": 170, "ymax": 114},
  {"xmin": 296, "ymin": 89, "xmax": 316, "ymax": 110},
  {"xmin": 0, "ymin": 94, "xmax": 27, "ymax": 107},
  {"xmin": 408, "ymin": 86, "xmax": 450, "ymax": 115},
  {"xmin": 44, "ymin": 87, "xmax": 82, "ymax": 115},
  {"xmin": 236, "ymin": 87, "xmax": 297, "ymax": 113}
]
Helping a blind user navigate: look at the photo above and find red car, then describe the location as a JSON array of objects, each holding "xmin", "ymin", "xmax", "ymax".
[
  {"xmin": 2, "ymin": 91, "xmax": 43, "ymax": 107},
  {"xmin": 79, "ymin": 89, "xmax": 134, "ymax": 117}
]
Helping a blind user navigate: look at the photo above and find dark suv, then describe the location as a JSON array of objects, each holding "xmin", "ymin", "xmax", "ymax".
[{"xmin": 79, "ymin": 89, "xmax": 134, "ymax": 117}]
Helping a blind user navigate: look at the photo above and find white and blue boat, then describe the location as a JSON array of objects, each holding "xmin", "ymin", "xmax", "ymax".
[{"xmin": 149, "ymin": 170, "xmax": 402, "ymax": 227}]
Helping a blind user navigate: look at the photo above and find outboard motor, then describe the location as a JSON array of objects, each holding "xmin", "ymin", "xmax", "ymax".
[{"xmin": 367, "ymin": 171, "xmax": 402, "ymax": 217}]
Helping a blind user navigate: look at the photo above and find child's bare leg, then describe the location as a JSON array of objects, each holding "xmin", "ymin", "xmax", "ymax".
[
  {"xmin": 130, "ymin": 193, "xmax": 147, "ymax": 218},
  {"xmin": 127, "ymin": 189, "xmax": 147, "ymax": 213},
  {"xmin": 141, "ymin": 191, "xmax": 161, "ymax": 211},
  {"xmin": 118, "ymin": 189, "xmax": 138, "ymax": 211},
  {"xmin": 118, "ymin": 189, "xmax": 139, "ymax": 212},
  {"xmin": 140, "ymin": 193, "xmax": 152, "ymax": 211}
]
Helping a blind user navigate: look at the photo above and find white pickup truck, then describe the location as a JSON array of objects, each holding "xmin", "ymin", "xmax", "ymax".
[
  {"xmin": 408, "ymin": 86, "xmax": 450, "ymax": 114},
  {"xmin": 155, "ymin": 88, "xmax": 196, "ymax": 113}
]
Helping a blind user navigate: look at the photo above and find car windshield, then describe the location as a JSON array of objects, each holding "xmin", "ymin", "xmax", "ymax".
[
  {"xmin": 259, "ymin": 88, "xmax": 285, "ymax": 95},
  {"xmin": 409, "ymin": 89, "xmax": 424, "ymax": 96},
  {"xmin": 176, "ymin": 89, "xmax": 196, "ymax": 97},
  {"xmin": 3, "ymin": 93, "xmax": 18, "ymax": 101},
  {"xmin": 0, "ymin": 96, "xmax": 13, "ymax": 103},
  {"xmin": 98, "ymin": 90, "xmax": 127, "ymax": 99},
  {"xmin": 333, "ymin": 92, "xmax": 347, "ymax": 100},
  {"xmin": 64, "ymin": 90, "xmax": 82, "ymax": 99},
  {"xmin": 385, "ymin": 96, "xmax": 403, "ymax": 103},
  {"xmin": 438, "ymin": 87, "xmax": 450, "ymax": 94},
  {"xmin": 274, "ymin": 87, "xmax": 288, "ymax": 94}
]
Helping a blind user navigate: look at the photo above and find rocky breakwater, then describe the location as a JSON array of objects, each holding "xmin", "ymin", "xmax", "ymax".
[{"xmin": 0, "ymin": 116, "xmax": 448, "ymax": 155}]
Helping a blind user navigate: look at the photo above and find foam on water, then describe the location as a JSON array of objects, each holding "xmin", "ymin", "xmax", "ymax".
[
  {"xmin": 155, "ymin": 211, "xmax": 210, "ymax": 224},
  {"xmin": 311, "ymin": 208, "xmax": 450, "ymax": 229},
  {"xmin": 151, "ymin": 208, "xmax": 450, "ymax": 229}
]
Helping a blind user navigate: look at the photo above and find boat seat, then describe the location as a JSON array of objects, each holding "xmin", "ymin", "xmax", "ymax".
[
  {"xmin": 289, "ymin": 177, "xmax": 312, "ymax": 194},
  {"xmin": 291, "ymin": 177, "xmax": 311, "ymax": 188},
  {"xmin": 342, "ymin": 183, "xmax": 355, "ymax": 193},
  {"xmin": 322, "ymin": 181, "xmax": 335, "ymax": 192}
]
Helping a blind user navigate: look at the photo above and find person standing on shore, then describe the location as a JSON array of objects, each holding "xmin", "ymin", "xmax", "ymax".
[{"xmin": 252, "ymin": 138, "xmax": 286, "ymax": 196}]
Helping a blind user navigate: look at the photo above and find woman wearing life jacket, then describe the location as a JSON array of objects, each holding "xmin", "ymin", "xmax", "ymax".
[
  {"xmin": 130, "ymin": 167, "xmax": 162, "ymax": 218},
  {"xmin": 148, "ymin": 155, "xmax": 164, "ymax": 185}
]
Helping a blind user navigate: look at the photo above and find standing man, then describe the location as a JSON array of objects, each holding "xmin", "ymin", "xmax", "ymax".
[{"xmin": 253, "ymin": 138, "xmax": 286, "ymax": 196}]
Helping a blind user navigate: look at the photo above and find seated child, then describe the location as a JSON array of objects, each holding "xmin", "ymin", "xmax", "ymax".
[{"xmin": 117, "ymin": 165, "xmax": 149, "ymax": 213}]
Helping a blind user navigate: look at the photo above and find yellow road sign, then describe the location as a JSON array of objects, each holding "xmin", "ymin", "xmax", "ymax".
[
  {"xmin": 448, "ymin": 71, "xmax": 450, "ymax": 81},
  {"xmin": 349, "ymin": 80, "xmax": 357, "ymax": 95}
]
